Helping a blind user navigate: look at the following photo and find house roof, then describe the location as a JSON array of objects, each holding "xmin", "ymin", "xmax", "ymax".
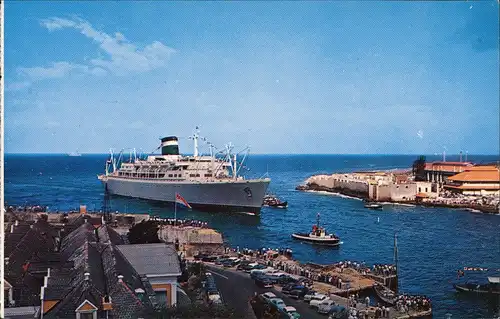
[
  {"xmin": 424, "ymin": 162, "xmax": 474, "ymax": 172},
  {"xmin": 97, "ymin": 224, "xmax": 125, "ymax": 245},
  {"xmin": 447, "ymin": 169, "xmax": 500, "ymax": 183},
  {"xmin": 116, "ymin": 244, "xmax": 181, "ymax": 276},
  {"xmin": 4, "ymin": 306, "xmax": 39, "ymax": 318},
  {"xmin": 465, "ymin": 165, "xmax": 499, "ymax": 171},
  {"xmin": 444, "ymin": 184, "xmax": 500, "ymax": 190}
]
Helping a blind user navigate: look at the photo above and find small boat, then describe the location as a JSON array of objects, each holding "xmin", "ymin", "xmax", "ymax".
[
  {"xmin": 373, "ymin": 284, "xmax": 396, "ymax": 305},
  {"xmin": 454, "ymin": 276, "xmax": 500, "ymax": 295},
  {"xmin": 364, "ymin": 203, "xmax": 383, "ymax": 210},
  {"xmin": 291, "ymin": 213, "xmax": 340, "ymax": 246},
  {"xmin": 67, "ymin": 150, "xmax": 82, "ymax": 157},
  {"xmin": 263, "ymin": 194, "xmax": 288, "ymax": 209}
]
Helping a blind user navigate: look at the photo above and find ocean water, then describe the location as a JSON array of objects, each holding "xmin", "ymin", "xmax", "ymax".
[{"xmin": 5, "ymin": 154, "xmax": 500, "ymax": 318}]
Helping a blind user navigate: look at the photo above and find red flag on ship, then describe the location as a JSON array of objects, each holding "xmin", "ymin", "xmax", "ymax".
[{"xmin": 175, "ymin": 193, "xmax": 192, "ymax": 209}]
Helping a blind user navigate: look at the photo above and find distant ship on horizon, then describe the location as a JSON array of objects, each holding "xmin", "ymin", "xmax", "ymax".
[{"xmin": 67, "ymin": 150, "xmax": 82, "ymax": 157}]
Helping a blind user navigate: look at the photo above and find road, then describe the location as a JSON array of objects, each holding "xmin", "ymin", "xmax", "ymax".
[{"xmin": 207, "ymin": 265, "xmax": 326, "ymax": 319}]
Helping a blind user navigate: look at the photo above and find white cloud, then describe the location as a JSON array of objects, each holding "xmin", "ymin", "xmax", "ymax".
[
  {"xmin": 40, "ymin": 17, "xmax": 176, "ymax": 75},
  {"xmin": 6, "ymin": 81, "xmax": 32, "ymax": 91},
  {"xmin": 12, "ymin": 17, "xmax": 175, "ymax": 90},
  {"xmin": 18, "ymin": 62, "xmax": 84, "ymax": 80}
]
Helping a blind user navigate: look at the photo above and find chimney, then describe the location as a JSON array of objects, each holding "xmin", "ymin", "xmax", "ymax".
[
  {"xmin": 30, "ymin": 224, "xmax": 34, "ymax": 229},
  {"xmin": 102, "ymin": 216, "xmax": 106, "ymax": 225},
  {"xmin": 47, "ymin": 268, "xmax": 51, "ymax": 278},
  {"xmin": 135, "ymin": 288, "xmax": 145, "ymax": 300},
  {"xmin": 84, "ymin": 272, "xmax": 90, "ymax": 281},
  {"xmin": 15, "ymin": 220, "xmax": 19, "ymax": 226},
  {"xmin": 117, "ymin": 275, "xmax": 124, "ymax": 283},
  {"xmin": 102, "ymin": 295, "xmax": 113, "ymax": 310},
  {"xmin": 10, "ymin": 224, "xmax": 14, "ymax": 233},
  {"xmin": 5, "ymin": 257, "xmax": 9, "ymax": 265}
]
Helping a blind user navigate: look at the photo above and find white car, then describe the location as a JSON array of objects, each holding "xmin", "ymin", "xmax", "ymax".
[
  {"xmin": 282, "ymin": 306, "xmax": 301, "ymax": 318},
  {"xmin": 250, "ymin": 267, "xmax": 274, "ymax": 276},
  {"xmin": 317, "ymin": 299, "xmax": 335, "ymax": 314},
  {"xmin": 208, "ymin": 292, "xmax": 222, "ymax": 304},
  {"xmin": 260, "ymin": 292, "xmax": 277, "ymax": 302},
  {"xmin": 309, "ymin": 294, "xmax": 329, "ymax": 308},
  {"xmin": 303, "ymin": 291, "xmax": 319, "ymax": 302}
]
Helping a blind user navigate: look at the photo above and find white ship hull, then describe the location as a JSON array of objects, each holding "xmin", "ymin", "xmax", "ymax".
[{"xmin": 100, "ymin": 176, "xmax": 270, "ymax": 214}]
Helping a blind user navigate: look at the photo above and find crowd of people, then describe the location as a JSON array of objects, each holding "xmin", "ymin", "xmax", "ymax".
[
  {"xmin": 238, "ymin": 247, "xmax": 294, "ymax": 259},
  {"xmin": 6, "ymin": 205, "xmax": 47, "ymax": 213},
  {"xmin": 395, "ymin": 294, "xmax": 431, "ymax": 313},
  {"xmin": 372, "ymin": 264, "xmax": 397, "ymax": 277},
  {"xmin": 151, "ymin": 216, "xmax": 209, "ymax": 228}
]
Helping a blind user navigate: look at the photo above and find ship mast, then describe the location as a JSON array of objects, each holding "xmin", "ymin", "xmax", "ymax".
[{"xmin": 193, "ymin": 126, "xmax": 200, "ymax": 157}]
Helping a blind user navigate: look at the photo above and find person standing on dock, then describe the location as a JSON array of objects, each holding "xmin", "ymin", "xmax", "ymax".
[{"xmin": 365, "ymin": 296, "xmax": 370, "ymax": 307}]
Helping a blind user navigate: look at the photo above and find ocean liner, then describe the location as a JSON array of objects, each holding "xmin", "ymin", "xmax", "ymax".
[{"xmin": 98, "ymin": 129, "xmax": 270, "ymax": 214}]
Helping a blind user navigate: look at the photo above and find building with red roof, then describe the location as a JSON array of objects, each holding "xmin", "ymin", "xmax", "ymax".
[{"xmin": 445, "ymin": 166, "xmax": 500, "ymax": 196}]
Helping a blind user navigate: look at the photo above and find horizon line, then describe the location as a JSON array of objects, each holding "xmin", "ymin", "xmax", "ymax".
[{"xmin": 4, "ymin": 152, "xmax": 500, "ymax": 157}]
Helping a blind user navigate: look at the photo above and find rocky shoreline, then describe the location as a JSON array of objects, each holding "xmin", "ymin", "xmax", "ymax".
[{"xmin": 296, "ymin": 183, "xmax": 499, "ymax": 214}]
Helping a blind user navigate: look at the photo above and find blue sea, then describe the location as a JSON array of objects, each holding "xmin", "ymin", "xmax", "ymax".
[{"xmin": 5, "ymin": 154, "xmax": 500, "ymax": 318}]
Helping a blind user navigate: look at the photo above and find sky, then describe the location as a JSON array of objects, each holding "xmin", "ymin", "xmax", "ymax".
[{"xmin": 5, "ymin": 1, "xmax": 499, "ymax": 155}]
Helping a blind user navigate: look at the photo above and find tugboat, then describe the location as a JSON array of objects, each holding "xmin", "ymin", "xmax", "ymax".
[
  {"xmin": 291, "ymin": 213, "xmax": 340, "ymax": 246},
  {"xmin": 263, "ymin": 194, "xmax": 288, "ymax": 209},
  {"xmin": 454, "ymin": 276, "xmax": 500, "ymax": 295}
]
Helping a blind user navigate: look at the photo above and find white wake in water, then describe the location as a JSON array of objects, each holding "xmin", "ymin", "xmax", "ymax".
[{"xmin": 305, "ymin": 190, "xmax": 363, "ymax": 201}]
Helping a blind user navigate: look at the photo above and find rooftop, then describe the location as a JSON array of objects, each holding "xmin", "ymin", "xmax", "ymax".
[
  {"xmin": 447, "ymin": 169, "xmax": 500, "ymax": 183},
  {"xmin": 116, "ymin": 243, "xmax": 181, "ymax": 276}
]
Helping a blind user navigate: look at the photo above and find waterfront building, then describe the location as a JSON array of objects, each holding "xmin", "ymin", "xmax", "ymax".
[
  {"xmin": 116, "ymin": 243, "xmax": 182, "ymax": 306},
  {"xmin": 423, "ymin": 161, "xmax": 474, "ymax": 183},
  {"xmin": 444, "ymin": 166, "xmax": 500, "ymax": 196}
]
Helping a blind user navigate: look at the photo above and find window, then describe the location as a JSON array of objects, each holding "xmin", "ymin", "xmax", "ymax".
[
  {"xmin": 168, "ymin": 174, "xmax": 173, "ymax": 177},
  {"xmin": 80, "ymin": 313, "xmax": 94, "ymax": 319},
  {"xmin": 418, "ymin": 187, "xmax": 421, "ymax": 192},
  {"xmin": 196, "ymin": 174, "xmax": 200, "ymax": 177},
  {"xmin": 155, "ymin": 291, "xmax": 167, "ymax": 304},
  {"xmin": 425, "ymin": 188, "xmax": 428, "ymax": 192}
]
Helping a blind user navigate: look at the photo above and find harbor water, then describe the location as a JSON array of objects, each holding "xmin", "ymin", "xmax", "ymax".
[{"xmin": 5, "ymin": 154, "xmax": 500, "ymax": 318}]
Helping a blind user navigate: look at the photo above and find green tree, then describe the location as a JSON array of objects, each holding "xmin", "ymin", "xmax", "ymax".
[{"xmin": 127, "ymin": 220, "xmax": 161, "ymax": 244}]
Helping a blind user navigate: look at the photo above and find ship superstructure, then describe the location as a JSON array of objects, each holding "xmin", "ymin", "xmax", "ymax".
[{"xmin": 98, "ymin": 129, "xmax": 270, "ymax": 214}]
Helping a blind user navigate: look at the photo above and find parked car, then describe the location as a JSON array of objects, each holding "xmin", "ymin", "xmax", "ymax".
[
  {"xmin": 255, "ymin": 276, "xmax": 273, "ymax": 288},
  {"xmin": 282, "ymin": 284, "xmax": 306, "ymax": 295},
  {"xmin": 222, "ymin": 257, "xmax": 241, "ymax": 267},
  {"xmin": 317, "ymin": 299, "xmax": 336, "ymax": 314},
  {"xmin": 259, "ymin": 292, "xmax": 277, "ymax": 303},
  {"xmin": 269, "ymin": 298, "xmax": 286, "ymax": 310},
  {"xmin": 208, "ymin": 291, "xmax": 222, "ymax": 305},
  {"xmin": 236, "ymin": 261, "xmax": 252, "ymax": 270},
  {"xmin": 246, "ymin": 263, "xmax": 267, "ymax": 273},
  {"xmin": 289, "ymin": 287, "xmax": 310, "ymax": 299},
  {"xmin": 309, "ymin": 294, "xmax": 329, "ymax": 308},
  {"xmin": 303, "ymin": 291, "xmax": 318, "ymax": 302},
  {"xmin": 201, "ymin": 256, "xmax": 218, "ymax": 262},
  {"xmin": 328, "ymin": 305, "xmax": 347, "ymax": 319},
  {"xmin": 280, "ymin": 306, "xmax": 301, "ymax": 319},
  {"xmin": 277, "ymin": 275, "xmax": 298, "ymax": 285}
]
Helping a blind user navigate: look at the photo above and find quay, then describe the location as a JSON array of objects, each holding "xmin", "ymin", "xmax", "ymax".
[
  {"xmin": 297, "ymin": 160, "xmax": 500, "ymax": 214},
  {"xmin": 201, "ymin": 253, "xmax": 431, "ymax": 319}
]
